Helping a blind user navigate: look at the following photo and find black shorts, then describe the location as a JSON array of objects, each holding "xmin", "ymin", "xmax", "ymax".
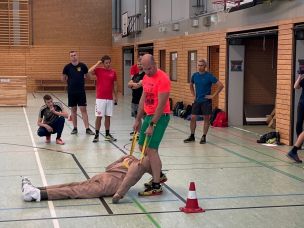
[
  {"xmin": 68, "ymin": 92, "xmax": 87, "ymax": 107},
  {"xmin": 191, "ymin": 101, "xmax": 212, "ymax": 116}
]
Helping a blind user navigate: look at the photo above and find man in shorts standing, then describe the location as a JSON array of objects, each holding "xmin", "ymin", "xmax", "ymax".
[
  {"xmin": 62, "ymin": 51, "xmax": 95, "ymax": 135},
  {"xmin": 89, "ymin": 55, "xmax": 118, "ymax": 142},
  {"xmin": 133, "ymin": 54, "xmax": 170, "ymax": 196},
  {"xmin": 184, "ymin": 59, "xmax": 223, "ymax": 144}
]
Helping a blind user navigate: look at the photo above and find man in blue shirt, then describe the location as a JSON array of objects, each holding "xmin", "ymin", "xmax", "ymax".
[{"xmin": 184, "ymin": 59, "xmax": 224, "ymax": 144}]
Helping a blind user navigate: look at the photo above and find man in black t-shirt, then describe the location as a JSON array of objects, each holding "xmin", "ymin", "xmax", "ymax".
[
  {"xmin": 37, "ymin": 94, "xmax": 69, "ymax": 145},
  {"xmin": 62, "ymin": 51, "xmax": 94, "ymax": 135},
  {"xmin": 128, "ymin": 59, "xmax": 144, "ymax": 138}
]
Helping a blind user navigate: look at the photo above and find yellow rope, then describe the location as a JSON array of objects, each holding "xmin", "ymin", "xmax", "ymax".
[
  {"xmin": 122, "ymin": 159, "xmax": 129, "ymax": 168},
  {"xmin": 129, "ymin": 132, "xmax": 138, "ymax": 156},
  {"xmin": 140, "ymin": 136, "xmax": 148, "ymax": 163},
  {"xmin": 129, "ymin": 131, "xmax": 150, "ymax": 163}
]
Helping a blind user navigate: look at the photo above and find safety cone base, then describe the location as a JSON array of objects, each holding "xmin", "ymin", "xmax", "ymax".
[{"xmin": 179, "ymin": 206, "xmax": 205, "ymax": 213}]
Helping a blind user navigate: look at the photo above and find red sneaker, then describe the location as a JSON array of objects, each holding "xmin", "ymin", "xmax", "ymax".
[
  {"xmin": 45, "ymin": 136, "xmax": 51, "ymax": 143},
  {"xmin": 56, "ymin": 138, "xmax": 64, "ymax": 145}
]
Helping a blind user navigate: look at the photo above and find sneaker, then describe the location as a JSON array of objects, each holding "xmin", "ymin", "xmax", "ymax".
[
  {"xmin": 112, "ymin": 194, "xmax": 123, "ymax": 204},
  {"xmin": 287, "ymin": 152, "xmax": 302, "ymax": 163},
  {"xmin": 21, "ymin": 176, "xmax": 32, "ymax": 192},
  {"xmin": 86, "ymin": 128, "xmax": 95, "ymax": 135},
  {"xmin": 45, "ymin": 135, "xmax": 51, "ymax": 143},
  {"xmin": 144, "ymin": 173, "xmax": 168, "ymax": 188},
  {"xmin": 23, "ymin": 183, "xmax": 41, "ymax": 202},
  {"xmin": 105, "ymin": 134, "xmax": 117, "ymax": 142},
  {"xmin": 184, "ymin": 136, "xmax": 195, "ymax": 143},
  {"xmin": 71, "ymin": 128, "xmax": 78, "ymax": 135},
  {"xmin": 56, "ymin": 138, "xmax": 65, "ymax": 145},
  {"xmin": 200, "ymin": 135, "xmax": 206, "ymax": 144},
  {"xmin": 138, "ymin": 185, "xmax": 163, "ymax": 196},
  {"xmin": 93, "ymin": 134, "xmax": 99, "ymax": 143},
  {"xmin": 129, "ymin": 131, "xmax": 134, "ymax": 136}
]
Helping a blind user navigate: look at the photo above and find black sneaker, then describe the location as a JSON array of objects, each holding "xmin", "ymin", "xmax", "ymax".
[
  {"xmin": 71, "ymin": 128, "xmax": 78, "ymax": 135},
  {"xmin": 287, "ymin": 152, "xmax": 302, "ymax": 163},
  {"xmin": 144, "ymin": 173, "xmax": 168, "ymax": 188},
  {"xmin": 200, "ymin": 135, "xmax": 206, "ymax": 144},
  {"xmin": 92, "ymin": 134, "xmax": 99, "ymax": 143},
  {"xmin": 184, "ymin": 136, "xmax": 195, "ymax": 143},
  {"xmin": 86, "ymin": 128, "xmax": 95, "ymax": 135},
  {"xmin": 138, "ymin": 184, "xmax": 163, "ymax": 196},
  {"xmin": 105, "ymin": 133, "xmax": 117, "ymax": 142}
]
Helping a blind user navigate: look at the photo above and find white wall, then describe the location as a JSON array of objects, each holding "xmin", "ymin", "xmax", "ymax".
[
  {"xmin": 228, "ymin": 45, "xmax": 245, "ymax": 126},
  {"xmin": 118, "ymin": 0, "xmax": 304, "ymax": 44},
  {"xmin": 121, "ymin": 0, "xmax": 141, "ymax": 16},
  {"xmin": 151, "ymin": 0, "xmax": 189, "ymax": 25}
]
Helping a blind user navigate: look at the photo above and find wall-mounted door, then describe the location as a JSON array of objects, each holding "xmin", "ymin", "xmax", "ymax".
[
  {"xmin": 228, "ymin": 45, "xmax": 245, "ymax": 126},
  {"xmin": 123, "ymin": 48, "xmax": 133, "ymax": 96}
]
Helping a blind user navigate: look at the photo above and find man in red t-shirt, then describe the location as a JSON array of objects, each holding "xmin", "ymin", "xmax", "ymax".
[
  {"xmin": 130, "ymin": 63, "xmax": 139, "ymax": 78},
  {"xmin": 133, "ymin": 54, "xmax": 171, "ymax": 196},
  {"xmin": 130, "ymin": 53, "xmax": 147, "ymax": 78},
  {"xmin": 89, "ymin": 55, "xmax": 118, "ymax": 143}
]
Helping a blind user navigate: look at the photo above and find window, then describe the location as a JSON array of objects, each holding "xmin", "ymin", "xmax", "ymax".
[
  {"xmin": 188, "ymin": 50, "xmax": 197, "ymax": 83},
  {"xmin": 170, "ymin": 52, "xmax": 178, "ymax": 81},
  {"xmin": 159, "ymin": 50, "xmax": 166, "ymax": 72},
  {"xmin": 0, "ymin": 0, "xmax": 30, "ymax": 46},
  {"xmin": 144, "ymin": 0, "xmax": 151, "ymax": 27}
]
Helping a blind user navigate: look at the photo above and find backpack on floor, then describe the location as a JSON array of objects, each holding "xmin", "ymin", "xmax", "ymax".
[
  {"xmin": 212, "ymin": 111, "xmax": 228, "ymax": 127},
  {"xmin": 257, "ymin": 131, "xmax": 280, "ymax": 144},
  {"xmin": 181, "ymin": 105, "xmax": 192, "ymax": 119},
  {"xmin": 210, "ymin": 108, "xmax": 222, "ymax": 126},
  {"xmin": 173, "ymin": 101, "xmax": 184, "ymax": 116}
]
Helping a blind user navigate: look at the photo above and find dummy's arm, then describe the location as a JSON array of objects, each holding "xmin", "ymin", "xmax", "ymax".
[{"xmin": 115, "ymin": 157, "xmax": 152, "ymax": 197}]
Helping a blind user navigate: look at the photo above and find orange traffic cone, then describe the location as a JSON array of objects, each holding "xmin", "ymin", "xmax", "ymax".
[{"xmin": 180, "ymin": 182, "xmax": 205, "ymax": 213}]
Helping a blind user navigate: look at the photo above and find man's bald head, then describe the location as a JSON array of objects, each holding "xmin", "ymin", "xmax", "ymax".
[{"xmin": 141, "ymin": 54, "xmax": 157, "ymax": 76}]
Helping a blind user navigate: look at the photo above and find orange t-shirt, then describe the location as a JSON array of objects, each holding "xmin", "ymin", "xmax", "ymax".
[{"xmin": 142, "ymin": 69, "xmax": 171, "ymax": 115}]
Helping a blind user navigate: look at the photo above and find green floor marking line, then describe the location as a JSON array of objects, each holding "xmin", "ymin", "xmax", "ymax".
[
  {"xmin": 131, "ymin": 197, "xmax": 161, "ymax": 228},
  {"xmin": 169, "ymin": 125, "xmax": 304, "ymax": 183},
  {"xmin": 208, "ymin": 131, "xmax": 291, "ymax": 164},
  {"xmin": 207, "ymin": 140, "xmax": 304, "ymax": 183}
]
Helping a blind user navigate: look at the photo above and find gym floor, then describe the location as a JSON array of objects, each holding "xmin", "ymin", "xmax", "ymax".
[{"xmin": 0, "ymin": 92, "xmax": 303, "ymax": 228}]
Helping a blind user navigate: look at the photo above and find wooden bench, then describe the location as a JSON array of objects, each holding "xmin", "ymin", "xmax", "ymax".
[
  {"xmin": 0, "ymin": 76, "xmax": 27, "ymax": 106},
  {"xmin": 244, "ymin": 104, "xmax": 275, "ymax": 125},
  {"xmin": 36, "ymin": 79, "xmax": 96, "ymax": 91}
]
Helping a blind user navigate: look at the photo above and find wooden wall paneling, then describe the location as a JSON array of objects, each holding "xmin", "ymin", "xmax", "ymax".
[
  {"xmin": 0, "ymin": 76, "xmax": 27, "ymax": 106},
  {"xmin": 276, "ymin": 23, "xmax": 293, "ymax": 145}
]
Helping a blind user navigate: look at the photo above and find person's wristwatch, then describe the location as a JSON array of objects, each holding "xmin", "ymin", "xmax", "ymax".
[{"xmin": 149, "ymin": 122, "xmax": 157, "ymax": 127}]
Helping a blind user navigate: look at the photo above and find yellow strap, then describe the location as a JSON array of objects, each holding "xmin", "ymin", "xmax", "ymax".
[
  {"xmin": 140, "ymin": 136, "xmax": 148, "ymax": 163},
  {"xmin": 130, "ymin": 132, "xmax": 138, "ymax": 156},
  {"xmin": 122, "ymin": 159, "xmax": 129, "ymax": 169}
]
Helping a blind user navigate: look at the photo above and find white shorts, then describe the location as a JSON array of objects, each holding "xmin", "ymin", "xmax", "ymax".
[{"xmin": 95, "ymin": 99, "xmax": 114, "ymax": 117}]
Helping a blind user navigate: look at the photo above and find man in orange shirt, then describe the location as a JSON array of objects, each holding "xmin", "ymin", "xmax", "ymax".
[{"xmin": 133, "ymin": 54, "xmax": 170, "ymax": 196}]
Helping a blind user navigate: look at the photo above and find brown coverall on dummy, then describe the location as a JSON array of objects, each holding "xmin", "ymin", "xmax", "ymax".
[{"xmin": 40, "ymin": 155, "xmax": 152, "ymax": 200}]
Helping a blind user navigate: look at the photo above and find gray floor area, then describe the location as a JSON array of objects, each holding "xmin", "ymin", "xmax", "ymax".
[{"xmin": 0, "ymin": 92, "xmax": 303, "ymax": 228}]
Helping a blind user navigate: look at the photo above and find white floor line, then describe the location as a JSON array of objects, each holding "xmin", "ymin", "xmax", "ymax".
[
  {"xmin": 23, "ymin": 107, "xmax": 60, "ymax": 228},
  {"xmin": 231, "ymin": 126, "xmax": 261, "ymax": 136}
]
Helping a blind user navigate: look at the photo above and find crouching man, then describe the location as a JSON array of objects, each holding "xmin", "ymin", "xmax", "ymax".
[
  {"xmin": 37, "ymin": 94, "xmax": 69, "ymax": 145},
  {"xmin": 21, "ymin": 155, "xmax": 152, "ymax": 204}
]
